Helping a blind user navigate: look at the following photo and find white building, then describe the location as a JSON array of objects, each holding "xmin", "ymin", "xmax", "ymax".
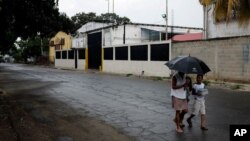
[
  {"xmin": 66, "ymin": 22, "xmax": 171, "ymax": 77},
  {"xmin": 56, "ymin": 22, "xmax": 201, "ymax": 77},
  {"xmin": 72, "ymin": 22, "xmax": 168, "ymax": 48}
]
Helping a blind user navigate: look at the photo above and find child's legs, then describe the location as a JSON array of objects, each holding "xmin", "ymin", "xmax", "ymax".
[
  {"xmin": 200, "ymin": 100, "xmax": 206, "ymax": 115},
  {"xmin": 192, "ymin": 100, "xmax": 202, "ymax": 115},
  {"xmin": 200, "ymin": 101, "xmax": 207, "ymax": 128}
]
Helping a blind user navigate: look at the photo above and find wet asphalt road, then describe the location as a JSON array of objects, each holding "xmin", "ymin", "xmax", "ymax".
[{"xmin": 0, "ymin": 63, "xmax": 250, "ymax": 141}]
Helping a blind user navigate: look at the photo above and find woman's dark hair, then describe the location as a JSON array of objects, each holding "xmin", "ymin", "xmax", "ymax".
[{"xmin": 186, "ymin": 76, "xmax": 193, "ymax": 90}]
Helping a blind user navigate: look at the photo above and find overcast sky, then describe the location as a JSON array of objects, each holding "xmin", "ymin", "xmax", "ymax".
[{"xmin": 59, "ymin": 0, "xmax": 203, "ymax": 28}]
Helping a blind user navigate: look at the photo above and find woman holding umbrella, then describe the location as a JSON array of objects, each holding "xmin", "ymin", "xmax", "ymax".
[
  {"xmin": 166, "ymin": 55, "xmax": 211, "ymax": 133},
  {"xmin": 171, "ymin": 71, "xmax": 188, "ymax": 133}
]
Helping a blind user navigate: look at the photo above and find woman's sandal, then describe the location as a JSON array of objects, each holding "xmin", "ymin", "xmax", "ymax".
[
  {"xmin": 180, "ymin": 123, "xmax": 185, "ymax": 128},
  {"xmin": 201, "ymin": 126, "xmax": 208, "ymax": 131},
  {"xmin": 176, "ymin": 128, "xmax": 183, "ymax": 133}
]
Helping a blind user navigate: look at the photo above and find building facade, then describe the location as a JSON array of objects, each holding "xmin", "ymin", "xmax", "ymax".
[
  {"xmin": 49, "ymin": 31, "xmax": 73, "ymax": 66},
  {"xmin": 51, "ymin": 22, "xmax": 172, "ymax": 77},
  {"xmin": 50, "ymin": 22, "xmax": 205, "ymax": 77}
]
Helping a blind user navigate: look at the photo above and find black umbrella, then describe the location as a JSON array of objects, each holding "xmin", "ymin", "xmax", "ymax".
[{"xmin": 165, "ymin": 55, "xmax": 211, "ymax": 74}]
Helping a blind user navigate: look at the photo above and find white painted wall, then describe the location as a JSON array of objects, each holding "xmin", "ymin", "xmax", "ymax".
[
  {"xmin": 112, "ymin": 25, "xmax": 142, "ymax": 45},
  {"xmin": 206, "ymin": 5, "xmax": 250, "ymax": 39},
  {"xmin": 55, "ymin": 59, "xmax": 75, "ymax": 69},
  {"xmin": 77, "ymin": 22, "xmax": 111, "ymax": 33},
  {"xmin": 103, "ymin": 24, "xmax": 166, "ymax": 47},
  {"xmin": 77, "ymin": 59, "xmax": 85, "ymax": 70},
  {"xmin": 102, "ymin": 41, "xmax": 171, "ymax": 77},
  {"xmin": 72, "ymin": 34, "xmax": 87, "ymax": 48},
  {"xmin": 103, "ymin": 60, "xmax": 171, "ymax": 77}
]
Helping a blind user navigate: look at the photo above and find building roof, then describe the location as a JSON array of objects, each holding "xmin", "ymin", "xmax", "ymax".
[
  {"xmin": 172, "ymin": 33, "xmax": 203, "ymax": 41},
  {"xmin": 78, "ymin": 22, "xmax": 203, "ymax": 34}
]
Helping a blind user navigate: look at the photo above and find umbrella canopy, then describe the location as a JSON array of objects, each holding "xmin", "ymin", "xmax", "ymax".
[{"xmin": 165, "ymin": 55, "xmax": 211, "ymax": 74}]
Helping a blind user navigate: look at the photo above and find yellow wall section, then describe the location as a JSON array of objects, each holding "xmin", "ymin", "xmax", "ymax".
[
  {"xmin": 101, "ymin": 48, "xmax": 104, "ymax": 72},
  {"xmin": 49, "ymin": 31, "xmax": 72, "ymax": 63},
  {"xmin": 49, "ymin": 47, "xmax": 55, "ymax": 63},
  {"xmin": 85, "ymin": 48, "xmax": 88, "ymax": 70}
]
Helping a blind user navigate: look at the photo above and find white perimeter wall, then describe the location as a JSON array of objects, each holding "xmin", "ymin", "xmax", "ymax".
[
  {"xmin": 77, "ymin": 59, "xmax": 85, "ymax": 70},
  {"xmin": 103, "ymin": 60, "xmax": 171, "ymax": 77},
  {"xmin": 103, "ymin": 41, "xmax": 171, "ymax": 77},
  {"xmin": 55, "ymin": 59, "xmax": 85, "ymax": 70},
  {"xmin": 55, "ymin": 59, "xmax": 75, "ymax": 69}
]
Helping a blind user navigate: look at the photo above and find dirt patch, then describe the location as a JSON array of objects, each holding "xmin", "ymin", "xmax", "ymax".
[{"xmin": 0, "ymin": 91, "xmax": 134, "ymax": 141}]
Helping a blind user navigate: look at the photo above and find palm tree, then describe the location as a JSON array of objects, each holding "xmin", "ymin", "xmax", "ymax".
[{"xmin": 199, "ymin": 0, "xmax": 250, "ymax": 25}]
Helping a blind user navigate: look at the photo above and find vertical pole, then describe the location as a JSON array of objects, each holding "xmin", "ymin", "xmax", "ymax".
[
  {"xmin": 123, "ymin": 24, "xmax": 126, "ymax": 44},
  {"xmin": 41, "ymin": 38, "xmax": 43, "ymax": 56},
  {"xmin": 113, "ymin": 0, "xmax": 114, "ymax": 13},
  {"xmin": 107, "ymin": 0, "xmax": 110, "ymax": 13},
  {"xmin": 166, "ymin": 0, "xmax": 168, "ymax": 40},
  {"xmin": 171, "ymin": 9, "xmax": 174, "ymax": 40},
  {"xmin": 106, "ymin": 0, "xmax": 109, "ymax": 14},
  {"xmin": 203, "ymin": 5, "xmax": 208, "ymax": 39}
]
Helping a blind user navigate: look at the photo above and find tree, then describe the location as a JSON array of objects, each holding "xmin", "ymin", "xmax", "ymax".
[
  {"xmin": 199, "ymin": 0, "xmax": 250, "ymax": 24},
  {"xmin": 96, "ymin": 13, "xmax": 130, "ymax": 24},
  {"xmin": 71, "ymin": 12, "xmax": 98, "ymax": 31},
  {"xmin": 71, "ymin": 12, "xmax": 131, "ymax": 31},
  {"xmin": 16, "ymin": 36, "xmax": 45, "ymax": 62},
  {"xmin": 0, "ymin": 0, "xmax": 74, "ymax": 53}
]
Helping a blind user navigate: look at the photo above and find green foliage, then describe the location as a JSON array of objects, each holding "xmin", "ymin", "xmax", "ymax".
[
  {"xmin": 12, "ymin": 49, "xmax": 23, "ymax": 62},
  {"xmin": 230, "ymin": 84, "xmax": 242, "ymax": 90},
  {"xmin": 0, "ymin": 0, "xmax": 75, "ymax": 53},
  {"xmin": 15, "ymin": 36, "xmax": 44, "ymax": 62},
  {"xmin": 126, "ymin": 74, "xmax": 133, "ymax": 77},
  {"xmin": 96, "ymin": 13, "xmax": 131, "ymax": 24},
  {"xmin": 71, "ymin": 12, "xmax": 131, "ymax": 31},
  {"xmin": 150, "ymin": 76, "xmax": 163, "ymax": 81},
  {"xmin": 0, "ymin": 0, "xmax": 130, "ymax": 55},
  {"xmin": 203, "ymin": 80, "xmax": 211, "ymax": 86},
  {"xmin": 71, "ymin": 12, "xmax": 98, "ymax": 31}
]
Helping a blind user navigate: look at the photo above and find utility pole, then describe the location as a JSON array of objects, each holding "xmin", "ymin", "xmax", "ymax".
[
  {"xmin": 106, "ymin": 0, "xmax": 110, "ymax": 13},
  {"xmin": 113, "ymin": 0, "xmax": 114, "ymax": 13},
  {"xmin": 171, "ymin": 9, "xmax": 174, "ymax": 39},
  {"xmin": 41, "ymin": 38, "xmax": 43, "ymax": 56},
  {"xmin": 166, "ymin": 0, "xmax": 168, "ymax": 40},
  {"xmin": 37, "ymin": 32, "xmax": 43, "ymax": 56}
]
